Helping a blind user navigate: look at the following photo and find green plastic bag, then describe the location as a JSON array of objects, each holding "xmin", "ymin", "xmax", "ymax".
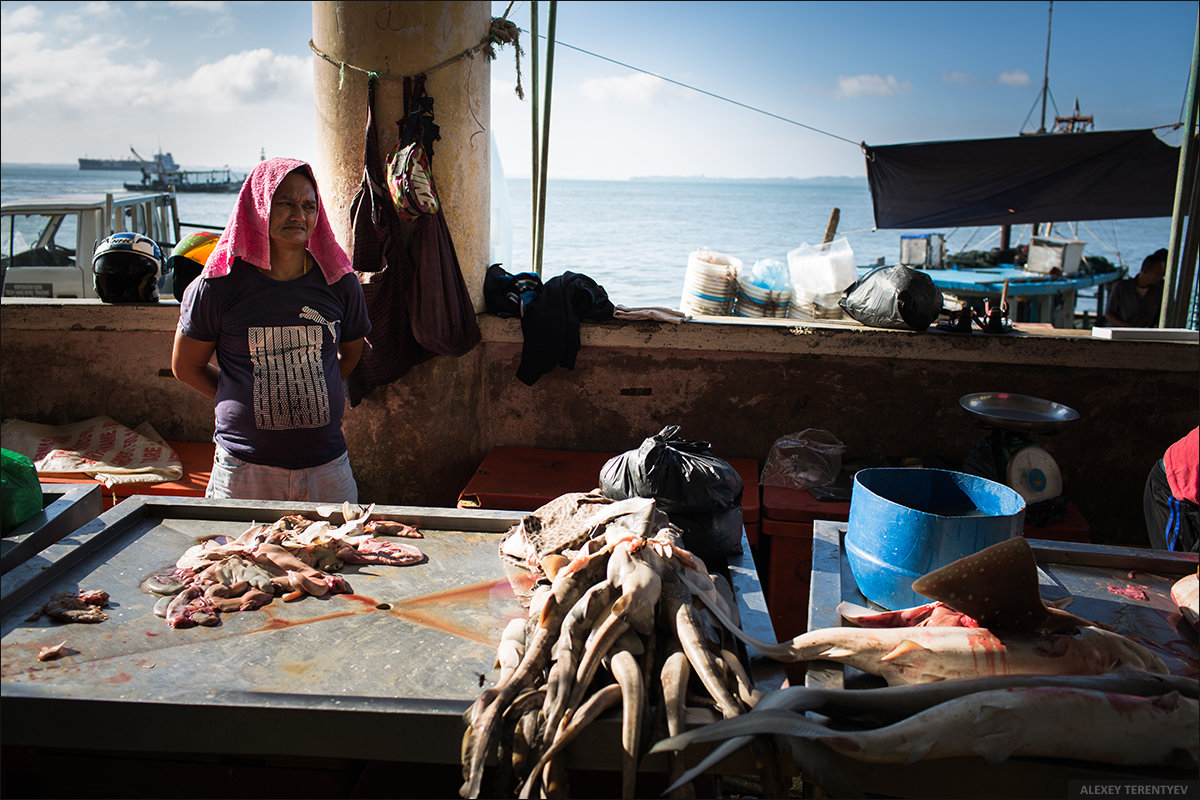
[{"xmin": 2, "ymin": 448, "xmax": 42, "ymax": 533}]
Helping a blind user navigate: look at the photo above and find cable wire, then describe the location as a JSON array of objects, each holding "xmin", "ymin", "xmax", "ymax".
[{"xmin": 526, "ymin": 33, "xmax": 862, "ymax": 149}]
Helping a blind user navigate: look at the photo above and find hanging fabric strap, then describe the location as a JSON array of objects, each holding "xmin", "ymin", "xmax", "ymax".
[{"xmin": 348, "ymin": 75, "xmax": 395, "ymax": 273}]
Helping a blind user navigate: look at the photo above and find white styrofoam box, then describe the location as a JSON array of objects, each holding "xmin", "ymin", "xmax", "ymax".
[
  {"xmin": 899, "ymin": 233, "xmax": 945, "ymax": 268},
  {"xmin": 1027, "ymin": 236, "xmax": 1085, "ymax": 275}
]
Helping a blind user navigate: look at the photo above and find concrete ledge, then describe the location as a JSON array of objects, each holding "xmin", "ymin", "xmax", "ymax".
[
  {"xmin": 3, "ymin": 299, "xmax": 1197, "ymax": 545},
  {"xmin": 477, "ymin": 313, "xmax": 1196, "ymax": 371},
  {"xmin": 5, "ymin": 299, "xmax": 1195, "ymax": 373}
]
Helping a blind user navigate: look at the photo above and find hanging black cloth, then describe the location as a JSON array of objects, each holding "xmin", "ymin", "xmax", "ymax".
[
  {"xmin": 864, "ymin": 129, "xmax": 1180, "ymax": 229},
  {"xmin": 516, "ymin": 271, "xmax": 614, "ymax": 386},
  {"xmin": 346, "ymin": 75, "xmax": 481, "ymax": 407},
  {"xmin": 346, "ymin": 75, "xmax": 434, "ymax": 407}
]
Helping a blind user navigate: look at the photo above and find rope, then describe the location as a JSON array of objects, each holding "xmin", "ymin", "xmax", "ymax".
[{"xmin": 308, "ymin": 14, "xmax": 524, "ymax": 96}]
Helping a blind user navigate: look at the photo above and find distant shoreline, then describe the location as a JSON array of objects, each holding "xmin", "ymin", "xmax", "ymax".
[
  {"xmin": 1, "ymin": 161, "xmax": 258, "ymax": 173},
  {"xmin": 500, "ymin": 174, "xmax": 868, "ymax": 185},
  {"xmin": 628, "ymin": 175, "xmax": 867, "ymax": 186},
  {"xmin": 4, "ymin": 162, "xmax": 867, "ymax": 186}
]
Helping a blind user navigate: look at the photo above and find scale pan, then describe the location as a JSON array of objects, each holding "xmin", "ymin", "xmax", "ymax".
[{"xmin": 959, "ymin": 392, "xmax": 1080, "ymax": 433}]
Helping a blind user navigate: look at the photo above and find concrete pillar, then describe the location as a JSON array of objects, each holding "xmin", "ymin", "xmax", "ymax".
[{"xmin": 311, "ymin": 1, "xmax": 490, "ymax": 310}]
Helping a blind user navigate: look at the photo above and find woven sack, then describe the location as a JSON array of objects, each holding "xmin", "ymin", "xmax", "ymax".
[{"xmin": 385, "ymin": 141, "xmax": 439, "ymax": 222}]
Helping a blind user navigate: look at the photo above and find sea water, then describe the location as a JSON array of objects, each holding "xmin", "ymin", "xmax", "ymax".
[{"xmin": 1, "ymin": 163, "xmax": 1174, "ymax": 310}]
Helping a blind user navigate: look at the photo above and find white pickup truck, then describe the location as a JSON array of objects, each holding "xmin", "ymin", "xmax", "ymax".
[{"xmin": 1, "ymin": 192, "xmax": 181, "ymax": 299}]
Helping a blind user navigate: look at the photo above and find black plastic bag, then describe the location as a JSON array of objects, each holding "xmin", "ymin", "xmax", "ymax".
[
  {"xmin": 839, "ymin": 265, "xmax": 943, "ymax": 331},
  {"xmin": 599, "ymin": 426, "xmax": 744, "ymax": 564}
]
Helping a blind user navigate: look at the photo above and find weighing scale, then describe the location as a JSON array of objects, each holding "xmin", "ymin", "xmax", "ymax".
[{"xmin": 959, "ymin": 392, "xmax": 1080, "ymax": 505}]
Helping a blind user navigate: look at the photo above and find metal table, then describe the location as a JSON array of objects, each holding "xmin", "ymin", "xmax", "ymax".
[
  {"xmin": 1, "ymin": 496, "xmax": 774, "ymax": 776},
  {"xmin": 805, "ymin": 520, "xmax": 1198, "ymax": 798},
  {"xmin": 1, "ymin": 482, "xmax": 102, "ymax": 575}
]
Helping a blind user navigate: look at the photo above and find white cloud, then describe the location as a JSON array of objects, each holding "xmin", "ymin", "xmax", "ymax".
[
  {"xmin": 175, "ymin": 49, "xmax": 311, "ymax": 107},
  {"xmin": 943, "ymin": 71, "xmax": 975, "ymax": 88},
  {"xmin": 835, "ymin": 74, "xmax": 911, "ymax": 99},
  {"xmin": 168, "ymin": 0, "xmax": 227, "ymax": 10},
  {"xmin": 164, "ymin": 0, "xmax": 238, "ymax": 37},
  {"xmin": 68, "ymin": 2, "xmax": 119, "ymax": 34},
  {"xmin": 1, "ymin": 4, "xmax": 42, "ymax": 31},
  {"xmin": 579, "ymin": 73, "xmax": 670, "ymax": 104},
  {"xmin": 997, "ymin": 69, "xmax": 1031, "ymax": 87},
  {"xmin": 1, "ymin": 28, "xmax": 165, "ymax": 111}
]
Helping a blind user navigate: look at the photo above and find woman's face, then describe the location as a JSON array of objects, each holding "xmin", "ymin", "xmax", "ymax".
[{"xmin": 270, "ymin": 171, "xmax": 319, "ymax": 247}]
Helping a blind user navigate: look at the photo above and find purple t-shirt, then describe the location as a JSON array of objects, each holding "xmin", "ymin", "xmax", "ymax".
[{"xmin": 178, "ymin": 258, "xmax": 371, "ymax": 469}]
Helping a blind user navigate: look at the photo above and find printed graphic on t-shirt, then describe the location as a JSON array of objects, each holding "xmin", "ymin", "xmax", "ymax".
[
  {"xmin": 248, "ymin": 325, "xmax": 331, "ymax": 430},
  {"xmin": 300, "ymin": 306, "xmax": 340, "ymax": 341}
]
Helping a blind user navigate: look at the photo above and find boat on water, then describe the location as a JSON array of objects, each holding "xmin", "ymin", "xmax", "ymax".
[
  {"xmin": 123, "ymin": 166, "xmax": 245, "ymax": 194},
  {"xmin": 78, "ymin": 148, "xmax": 179, "ymax": 172},
  {"xmin": 859, "ymin": 24, "xmax": 1189, "ymax": 333}
]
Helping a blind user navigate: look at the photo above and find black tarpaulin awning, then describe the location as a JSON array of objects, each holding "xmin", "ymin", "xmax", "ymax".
[{"xmin": 864, "ymin": 129, "xmax": 1181, "ymax": 229}]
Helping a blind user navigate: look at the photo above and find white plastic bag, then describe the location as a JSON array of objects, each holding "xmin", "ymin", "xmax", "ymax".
[
  {"xmin": 736, "ymin": 258, "xmax": 791, "ymax": 318},
  {"xmin": 787, "ymin": 238, "xmax": 858, "ymax": 319},
  {"xmin": 760, "ymin": 428, "xmax": 846, "ymax": 490}
]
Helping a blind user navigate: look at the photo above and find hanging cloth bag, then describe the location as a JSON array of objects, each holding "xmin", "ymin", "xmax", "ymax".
[
  {"xmin": 346, "ymin": 75, "xmax": 435, "ymax": 407},
  {"xmin": 388, "ymin": 75, "xmax": 481, "ymax": 357}
]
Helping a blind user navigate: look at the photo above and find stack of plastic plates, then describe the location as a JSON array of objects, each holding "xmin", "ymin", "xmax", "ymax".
[
  {"xmin": 787, "ymin": 288, "xmax": 845, "ymax": 321},
  {"xmin": 736, "ymin": 278, "xmax": 790, "ymax": 318},
  {"xmin": 680, "ymin": 248, "xmax": 741, "ymax": 316}
]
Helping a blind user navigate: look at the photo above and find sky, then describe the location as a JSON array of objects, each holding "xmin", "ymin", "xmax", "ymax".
[{"xmin": 1, "ymin": 1, "xmax": 1196, "ymax": 179}]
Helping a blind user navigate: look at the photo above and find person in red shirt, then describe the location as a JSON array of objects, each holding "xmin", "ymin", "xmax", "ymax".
[{"xmin": 1143, "ymin": 427, "xmax": 1199, "ymax": 551}]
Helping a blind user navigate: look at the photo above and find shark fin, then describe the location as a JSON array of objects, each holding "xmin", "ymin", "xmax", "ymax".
[
  {"xmin": 880, "ymin": 639, "xmax": 928, "ymax": 662},
  {"xmin": 820, "ymin": 645, "xmax": 860, "ymax": 659},
  {"xmin": 901, "ymin": 739, "xmax": 936, "ymax": 766},
  {"xmin": 969, "ymin": 704, "xmax": 1022, "ymax": 764}
]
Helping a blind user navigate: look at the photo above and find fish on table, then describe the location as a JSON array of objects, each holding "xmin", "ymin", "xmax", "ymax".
[
  {"xmin": 651, "ymin": 684, "xmax": 1199, "ymax": 791},
  {"xmin": 649, "ymin": 536, "xmax": 1198, "ymax": 794},
  {"xmin": 689, "ymin": 538, "xmax": 1170, "ymax": 685}
]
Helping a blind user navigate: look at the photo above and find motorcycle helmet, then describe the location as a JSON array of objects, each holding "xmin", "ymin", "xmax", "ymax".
[
  {"xmin": 92, "ymin": 232, "xmax": 164, "ymax": 303},
  {"xmin": 168, "ymin": 230, "xmax": 220, "ymax": 301}
]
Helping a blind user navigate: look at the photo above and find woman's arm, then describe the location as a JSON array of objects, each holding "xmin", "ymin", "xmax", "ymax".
[
  {"xmin": 338, "ymin": 337, "xmax": 365, "ymax": 380},
  {"xmin": 172, "ymin": 330, "xmax": 219, "ymax": 399}
]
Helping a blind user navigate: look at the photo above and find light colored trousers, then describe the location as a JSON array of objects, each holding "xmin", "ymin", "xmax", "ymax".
[{"xmin": 206, "ymin": 444, "xmax": 359, "ymax": 504}]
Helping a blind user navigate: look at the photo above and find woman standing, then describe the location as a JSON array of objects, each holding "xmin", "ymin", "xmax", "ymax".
[{"xmin": 172, "ymin": 158, "xmax": 371, "ymax": 502}]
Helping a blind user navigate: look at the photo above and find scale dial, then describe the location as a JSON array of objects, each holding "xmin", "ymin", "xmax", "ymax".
[{"xmin": 1006, "ymin": 444, "xmax": 1063, "ymax": 503}]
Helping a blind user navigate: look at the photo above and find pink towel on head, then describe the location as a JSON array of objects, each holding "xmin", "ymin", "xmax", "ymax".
[{"xmin": 202, "ymin": 157, "xmax": 353, "ymax": 284}]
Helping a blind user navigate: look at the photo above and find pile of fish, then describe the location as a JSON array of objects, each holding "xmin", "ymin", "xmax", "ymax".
[
  {"xmin": 463, "ymin": 499, "xmax": 1198, "ymax": 798},
  {"xmin": 461, "ymin": 493, "xmax": 775, "ymax": 799},
  {"xmin": 139, "ymin": 503, "xmax": 425, "ymax": 628}
]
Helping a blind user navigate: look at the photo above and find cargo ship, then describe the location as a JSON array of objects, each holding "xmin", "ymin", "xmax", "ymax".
[{"xmin": 77, "ymin": 148, "xmax": 179, "ymax": 172}]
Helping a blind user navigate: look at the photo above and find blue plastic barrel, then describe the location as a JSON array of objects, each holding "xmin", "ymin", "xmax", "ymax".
[{"xmin": 844, "ymin": 468, "xmax": 1026, "ymax": 610}]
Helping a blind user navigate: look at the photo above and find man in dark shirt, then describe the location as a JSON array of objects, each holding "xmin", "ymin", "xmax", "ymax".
[{"xmin": 1104, "ymin": 248, "xmax": 1167, "ymax": 328}]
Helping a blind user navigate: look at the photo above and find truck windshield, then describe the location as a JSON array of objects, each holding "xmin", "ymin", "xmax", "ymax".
[{"xmin": 0, "ymin": 212, "xmax": 78, "ymax": 268}]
